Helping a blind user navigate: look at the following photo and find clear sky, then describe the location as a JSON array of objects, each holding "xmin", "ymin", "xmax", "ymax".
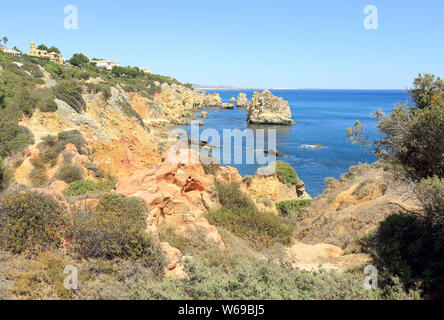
[{"xmin": 1, "ymin": 0, "xmax": 443, "ymax": 89}]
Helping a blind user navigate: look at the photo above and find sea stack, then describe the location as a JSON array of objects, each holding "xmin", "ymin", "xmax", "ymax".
[
  {"xmin": 204, "ymin": 92, "xmax": 222, "ymax": 107},
  {"xmin": 247, "ymin": 89, "xmax": 294, "ymax": 125},
  {"xmin": 236, "ymin": 92, "xmax": 248, "ymax": 108}
]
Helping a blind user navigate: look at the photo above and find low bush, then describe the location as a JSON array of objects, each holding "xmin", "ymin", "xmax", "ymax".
[
  {"xmin": 0, "ymin": 190, "xmax": 67, "ymax": 253},
  {"xmin": 39, "ymin": 98, "xmax": 58, "ymax": 112},
  {"xmin": 0, "ymin": 109, "xmax": 34, "ymax": 157},
  {"xmin": 8, "ymin": 251, "xmax": 74, "ymax": 300},
  {"xmin": 83, "ymin": 162, "xmax": 105, "ymax": 178},
  {"xmin": 55, "ymin": 164, "xmax": 84, "ymax": 184},
  {"xmin": 276, "ymin": 199, "xmax": 312, "ymax": 217},
  {"xmin": 207, "ymin": 181, "xmax": 294, "ymax": 246},
  {"xmin": 29, "ymin": 167, "xmax": 49, "ymax": 187},
  {"xmin": 56, "ymin": 130, "xmax": 87, "ymax": 154},
  {"xmin": 275, "ymin": 161, "xmax": 299, "ymax": 186},
  {"xmin": 68, "ymin": 194, "xmax": 165, "ymax": 274},
  {"xmin": 127, "ymin": 258, "xmax": 421, "ymax": 300},
  {"xmin": 158, "ymin": 225, "xmax": 187, "ymax": 252},
  {"xmin": 51, "ymin": 80, "xmax": 85, "ymax": 113},
  {"xmin": 360, "ymin": 212, "xmax": 444, "ymax": 298},
  {"xmin": 63, "ymin": 179, "xmax": 116, "ymax": 197}
]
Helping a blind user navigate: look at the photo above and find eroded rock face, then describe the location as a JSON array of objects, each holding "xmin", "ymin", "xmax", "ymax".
[
  {"xmin": 204, "ymin": 92, "xmax": 222, "ymax": 108},
  {"xmin": 115, "ymin": 149, "xmax": 225, "ymax": 252},
  {"xmin": 236, "ymin": 92, "xmax": 248, "ymax": 108},
  {"xmin": 283, "ymin": 241, "xmax": 369, "ymax": 272},
  {"xmin": 244, "ymin": 175, "xmax": 311, "ymax": 203},
  {"xmin": 221, "ymin": 103, "xmax": 234, "ymax": 109},
  {"xmin": 159, "ymin": 242, "xmax": 187, "ymax": 278},
  {"xmin": 295, "ymin": 163, "xmax": 421, "ymax": 251},
  {"xmin": 247, "ymin": 89, "xmax": 294, "ymax": 125},
  {"xmin": 153, "ymin": 84, "xmax": 207, "ymax": 125}
]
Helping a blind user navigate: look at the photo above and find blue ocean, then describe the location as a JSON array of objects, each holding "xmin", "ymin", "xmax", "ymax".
[{"xmin": 178, "ymin": 89, "xmax": 409, "ymax": 197}]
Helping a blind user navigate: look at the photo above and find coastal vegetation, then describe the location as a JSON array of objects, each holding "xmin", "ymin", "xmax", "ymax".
[
  {"xmin": 0, "ymin": 42, "xmax": 440, "ymax": 300},
  {"xmin": 348, "ymin": 73, "xmax": 444, "ymax": 298},
  {"xmin": 207, "ymin": 181, "xmax": 294, "ymax": 247},
  {"xmin": 276, "ymin": 199, "xmax": 312, "ymax": 218}
]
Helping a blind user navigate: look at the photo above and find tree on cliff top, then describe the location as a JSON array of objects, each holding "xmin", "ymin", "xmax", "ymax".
[
  {"xmin": 348, "ymin": 73, "xmax": 444, "ymax": 297},
  {"xmin": 69, "ymin": 53, "xmax": 89, "ymax": 67}
]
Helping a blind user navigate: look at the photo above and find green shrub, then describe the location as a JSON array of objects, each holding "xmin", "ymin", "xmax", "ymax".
[
  {"xmin": 0, "ymin": 108, "xmax": 34, "ymax": 157},
  {"xmin": 158, "ymin": 225, "xmax": 186, "ymax": 252},
  {"xmin": 69, "ymin": 53, "xmax": 89, "ymax": 67},
  {"xmin": 39, "ymin": 98, "xmax": 57, "ymax": 112},
  {"xmin": 55, "ymin": 164, "xmax": 83, "ymax": 184},
  {"xmin": 207, "ymin": 181, "xmax": 294, "ymax": 246},
  {"xmin": 361, "ymin": 212, "xmax": 444, "ymax": 298},
  {"xmin": 63, "ymin": 179, "xmax": 116, "ymax": 197},
  {"xmin": 29, "ymin": 167, "xmax": 49, "ymax": 187},
  {"xmin": 68, "ymin": 194, "xmax": 165, "ymax": 274},
  {"xmin": 83, "ymin": 162, "xmax": 105, "ymax": 178},
  {"xmin": 0, "ymin": 190, "xmax": 66, "ymax": 253},
  {"xmin": 275, "ymin": 161, "xmax": 299, "ymax": 185},
  {"xmin": 127, "ymin": 258, "xmax": 421, "ymax": 300},
  {"xmin": 56, "ymin": 130, "xmax": 87, "ymax": 154},
  {"xmin": 52, "ymin": 80, "xmax": 85, "ymax": 113},
  {"xmin": 33, "ymin": 70, "xmax": 44, "ymax": 78},
  {"xmin": 215, "ymin": 180, "xmax": 257, "ymax": 212},
  {"xmin": 276, "ymin": 199, "xmax": 312, "ymax": 217}
]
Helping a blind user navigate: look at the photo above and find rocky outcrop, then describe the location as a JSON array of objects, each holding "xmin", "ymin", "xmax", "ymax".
[
  {"xmin": 283, "ymin": 241, "xmax": 369, "ymax": 272},
  {"xmin": 159, "ymin": 242, "xmax": 187, "ymax": 278},
  {"xmin": 203, "ymin": 92, "xmax": 222, "ymax": 108},
  {"xmin": 221, "ymin": 103, "xmax": 234, "ymax": 109},
  {"xmin": 230, "ymin": 97, "xmax": 236, "ymax": 103},
  {"xmin": 236, "ymin": 92, "xmax": 248, "ymax": 108},
  {"xmin": 295, "ymin": 163, "xmax": 421, "ymax": 251},
  {"xmin": 115, "ymin": 149, "xmax": 225, "ymax": 253},
  {"xmin": 152, "ymin": 84, "xmax": 206, "ymax": 125},
  {"xmin": 200, "ymin": 111, "xmax": 208, "ymax": 119},
  {"xmin": 247, "ymin": 89, "xmax": 294, "ymax": 125},
  {"xmin": 244, "ymin": 175, "xmax": 310, "ymax": 203}
]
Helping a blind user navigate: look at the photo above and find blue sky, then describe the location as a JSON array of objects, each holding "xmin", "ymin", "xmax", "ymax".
[{"xmin": 1, "ymin": 0, "xmax": 443, "ymax": 89}]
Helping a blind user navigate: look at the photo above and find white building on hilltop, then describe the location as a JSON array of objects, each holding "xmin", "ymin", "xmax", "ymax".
[{"xmin": 92, "ymin": 59, "xmax": 122, "ymax": 70}]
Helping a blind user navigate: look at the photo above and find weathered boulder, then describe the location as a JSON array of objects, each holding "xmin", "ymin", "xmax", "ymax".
[
  {"xmin": 159, "ymin": 242, "xmax": 187, "ymax": 278},
  {"xmin": 230, "ymin": 97, "xmax": 236, "ymax": 103},
  {"xmin": 215, "ymin": 166, "xmax": 243, "ymax": 184},
  {"xmin": 115, "ymin": 149, "xmax": 225, "ymax": 251},
  {"xmin": 284, "ymin": 241, "xmax": 369, "ymax": 272},
  {"xmin": 244, "ymin": 175, "xmax": 310, "ymax": 203},
  {"xmin": 200, "ymin": 111, "xmax": 208, "ymax": 119},
  {"xmin": 247, "ymin": 89, "xmax": 294, "ymax": 125},
  {"xmin": 295, "ymin": 163, "xmax": 422, "ymax": 251},
  {"xmin": 221, "ymin": 103, "xmax": 234, "ymax": 110},
  {"xmin": 236, "ymin": 92, "xmax": 248, "ymax": 108},
  {"xmin": 204, "ymin": 93, "xmax": 222, "ymax": 108}
]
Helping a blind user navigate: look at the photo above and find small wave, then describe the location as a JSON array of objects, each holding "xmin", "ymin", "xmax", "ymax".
[{"xmin": 299, "ymin": 144, "xmax": 326, "ymax": 149}]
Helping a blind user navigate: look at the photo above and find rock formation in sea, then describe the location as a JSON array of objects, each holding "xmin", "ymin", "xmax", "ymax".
[
  {"xmin": 236, "ymin": 92, "xmax": 248, "ymax": 108},
  {"xmin": 246, "ymin": 89, "xmax": 294, "ymax": 125},
  {"xmin": 221, "ymin": 103, "xmax": 234, "ymax": 109},
  {"xmin": 203, "ymin": 92, "xmax": 222, "ymax": 108},
  {"xmin": 230, "ymin": 97, "xmax": 236, "ymax": 103}
]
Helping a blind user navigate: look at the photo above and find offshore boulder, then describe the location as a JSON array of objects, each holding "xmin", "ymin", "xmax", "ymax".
[
  {"xmin": 236, "ymin": 92, "xmax": 248, "ymax": 108},
  {"xmin": 247, "ymin": 89, "xmax": 294, "ymax": 125}
]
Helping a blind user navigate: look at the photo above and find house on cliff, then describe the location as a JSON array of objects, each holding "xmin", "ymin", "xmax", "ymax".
[{"xmin": 29, "ymin": 42, "xmax": 63, "ymax": 64}]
